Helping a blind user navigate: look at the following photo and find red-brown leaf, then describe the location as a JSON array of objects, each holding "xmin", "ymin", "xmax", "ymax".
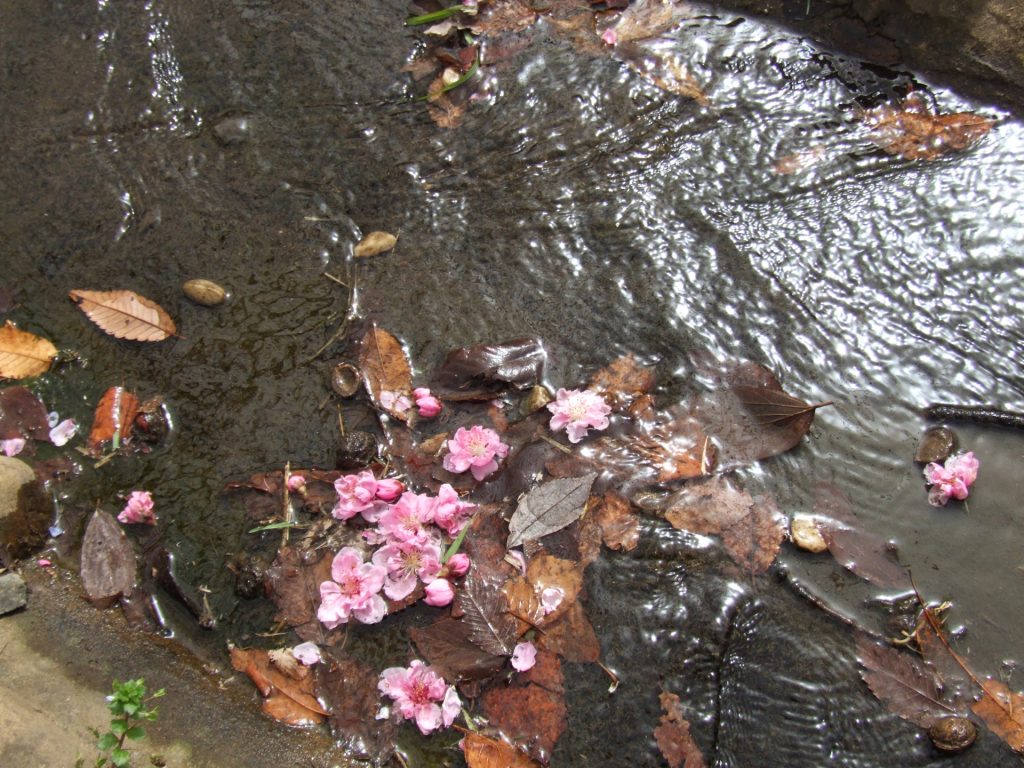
[
  {"xmin": 264, "ymin": 546, "xmax": 334, "ymax": 643},
  {"xmin": 536, "ymin": 601, "xmax": 601, "ymax": 663},
  {"xmin": 503, "ymin": 553, "xmax": 585, "ymax": 634},
  {"xmin": 81, "ymin": 509, "xmax": 137, "ymax": 607},
  {"xmin": 863, "ymin": 94, "xmax": 993, "ymax": 161},
  {"xmin": 0, "ymin": 385, "xmax": 50, "ymax": 441},
  {"xmin": 87, "ymin": 386, "xmax": 139, "ymax": 456},
  {"xmin": 315, "ymin": 653, "xmax": 397, "ymax": 760},
  {"xmin": 69, "ymin": 289, "xmax": 176, "ymax": 342},
  {"xmin": 463, "ymin": 733, "xmax": 542, "ymax": 768},
  {"xmin": 481, "ymin": 681, "xmax": 567, "ymax": 764},
  {"xmin": 972, "ymin": 678, "xmax": 1024, "ymax": 753},
  {"xmin": 587, "ymin": 353, "xmax": 655, "ymax": 412},
  {"xmin": 410, "ymin": 617, "xmax": 507, "ymax": 682},
  {"xmin": 229, "ymin": 646, "xmax": 328, "ymax": 724},
  {"xmin": 592, "ymin": 489, "xmax": 640, "ymax": 551},
  {"xmin": 654, "ymin": 691, "xmax": 706, "ymax": 768},
  {"xmin": 358, "ymin": 326, "xmax": 413, "ymax": 421}
]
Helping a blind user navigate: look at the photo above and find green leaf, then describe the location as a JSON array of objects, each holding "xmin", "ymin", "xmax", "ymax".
[
  {"xmin": 247, "ymin": 521, "xmax": 299, "ymax": 534},
  {"xmin": 151, "ymin": 688, "xmax": 166, "ymax": 699},
  {"xmin": 111, "ymin": 747, "xmax": 131, "ymax": 768},
  {"xmin": 406, "ymin": 5, "xmax": 469, "ymax": 26},
  {"xmin": 96, "ymin": 732, "xmax": 118, "ymax": 751},
  {"xmin": 442, "ymin": 521, "xmax": 471, "ymax": 562},
  {"xmin": 125, "ymin": 725, "xmax": 146, "ymax": 740},
  {"xmin": 109, "ymin": 720, "xmax": 127, "ymax": 737}
]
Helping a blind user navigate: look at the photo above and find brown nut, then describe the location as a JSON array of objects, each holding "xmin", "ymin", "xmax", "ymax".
[
  {"xmin": 183, "ymin": 279, "xmax": 227, "ymax": 307},
  {"xmin": 928, "ymin": 716, "xmax": 976, "ymax": 754},
  {"xmin": 329, "ymin": 363, "xmax": 361, "ymax": 398}
]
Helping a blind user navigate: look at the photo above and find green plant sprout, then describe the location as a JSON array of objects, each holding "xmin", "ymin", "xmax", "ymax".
[{"xmin": 86, "ymin": 679, "xmax": 165, "ymax": 768}]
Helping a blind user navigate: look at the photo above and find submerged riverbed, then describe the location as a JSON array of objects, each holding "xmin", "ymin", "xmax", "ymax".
[{"xmin": 2, "ymin": 1, "xmax": 1023, "ymax": 766}]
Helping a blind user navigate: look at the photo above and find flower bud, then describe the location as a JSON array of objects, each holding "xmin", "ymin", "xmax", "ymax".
[
  {"xmin": 446, "ymin": 553, "xmax": 470, "ymax": 577},
  {"xmin": 423, "ymin": 578, "xmax": 455, "ymax": 607},
  {"xmin": 374, "ymin": 478, "xmax": 405, "ymax": 502}
]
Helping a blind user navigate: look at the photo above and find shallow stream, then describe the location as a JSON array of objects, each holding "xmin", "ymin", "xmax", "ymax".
[{"xmin": 2, "ymin": 1, "xmax": 1023, "ymax": 765}]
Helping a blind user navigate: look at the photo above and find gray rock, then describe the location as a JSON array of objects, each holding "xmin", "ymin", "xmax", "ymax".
[
  {"xmin": 81, "ymin": 510, "xmax": 137, "ymax": 608},
  {"xmin": 0, "ymin": 571, "xmax": 27, "ymax": 615},
  {"xmin": 211, "ymin": 114, "xmax": 252, "ymax": 146},
  {"xmin": 0, "ymin": 457, "xmax": 50, "ymax": 567}
]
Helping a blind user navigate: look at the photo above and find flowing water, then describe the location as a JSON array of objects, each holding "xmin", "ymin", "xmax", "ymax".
[{"xmin": 2, "ymin": 1, "xmax": 1024, "ymax": 765}]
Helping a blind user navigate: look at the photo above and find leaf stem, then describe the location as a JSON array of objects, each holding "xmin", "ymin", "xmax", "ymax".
[{"xmin": 405, "ymin": 5, "xmax": 470, "ymax": 26}]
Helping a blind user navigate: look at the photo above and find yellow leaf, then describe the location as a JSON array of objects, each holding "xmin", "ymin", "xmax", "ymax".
[
  {"xmin": 69, "ymin": 289, "xmax": 176, "ymax": 342},
  {"xmin": 0, "ymin": 321, "xmax": 57, "ymax": 379}
]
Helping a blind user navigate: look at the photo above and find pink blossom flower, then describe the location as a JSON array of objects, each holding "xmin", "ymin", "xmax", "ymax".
[
  {"xmin": 332, "ymin": 471, "xmax": 387, "ymax": 522},
  {"xmin": 377, "ymin": 491, "xmax": 436, "ymax": 544},
  {"xmin": 374, "ymin": 478, "xmax": 405, "ymax": 502},
  {"xmin": 372, "ymin": 538, "xmax": 443, "ymax": 601},
  {"xmin": 423, "ymin": 578, "xmax": 455, "ymax": 607},
  {"xmin": 432, "ymin": 483, "xmax": 476, "ymax": 537},
  {"xmin": 286, "ymin": 474, "xmax": 307, "ymax": 494},
  {"xmin": 1, "ymin": 438, "xmax": 25, "ymax": 457},
  {"xmin": 48, "ymin": 418, "xmax": 77, "ymax": 447},
  {"xmin": 317, "ymin": 547, "xmax": 387, "ymax": 628},
  {"xmin": 511, "ymin": 641, "xmax": 537, "ymax": 672},
  {"xmin": 378, "ymin": 660, "xmax": 460, "ymax": 735},
  {"xmin": 118, "ymin": 491, "xmax": 156, "ymax": 525},
  {"xmin": 442, "ymin": 425, "xmax": 509, "ymax": 481},
  {"xmin": 445, "ymin": 553, "xmax": 470, "ymax": 578},
  {"xmin": 380, "ymin": 390, "xmax": 413, "ymax": 414},
  {"xmin": 547, "ymin": 388, "xmax": 611, "ymax": 443},
  {"xmin": 601, "ymin": 28, "xmax": 617, "ymax": 46},
  {"xmin": 292, "ymin": 642, "xmax": 321, "ymax": 665},
  {"xmin": 924, "ymin": 451, "xmax": 980, "ymax": 506},
  {"xmin": 413, "ymin": 388, "xmax": 443, "ymax": 419}
]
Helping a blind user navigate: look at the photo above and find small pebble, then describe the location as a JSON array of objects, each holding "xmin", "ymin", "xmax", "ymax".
[
  {"xmin": 914, "ymin": 426, "xmax": 957, "ymax": 464},
  {"xmin": 928, "ymin": 716, "xmax": 976, "ymax": 753},
  {"xmin": 211, "ymin": 115, "xmax": 252, "ymax": 146},
  {"xmin": 0, "ymin": 572, "xmax": 27, "ymax": 615},
  {"xmin": 791, "ymin": 515, "xmax": 828, "ymax": 553},
  {"xmin": 336, "ymin": 431, "xmax": 378, "ymax": 469}
]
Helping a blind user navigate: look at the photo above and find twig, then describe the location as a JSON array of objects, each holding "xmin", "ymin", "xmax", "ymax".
[
  {"xmin": 282, "ymin": 462, "xmax": 294, "ymax": 548},
  {"xmin": 309, "ymin": 267, "xmax": 356, "ymax": 361},
  {"xmin": 538, "ymin": 434, "xmax": 573, "ymax": 454},
  {"xmin": 596, "ymin": 659, "xmax": 620, "ymax": 693},
  {"xmin": 925, "ymin": 403, "xmax": 1024, "ymax": 430}
]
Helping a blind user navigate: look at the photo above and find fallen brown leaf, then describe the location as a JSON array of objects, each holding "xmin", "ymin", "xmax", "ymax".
[
  {"xmin": 0, "ymin": 385, "xmax": 50, "ymax": 441},
  {"xmin": 973, "ymin": 678, "xmax": 1024, "ymax": 752},
  {"xmin": 503, "ymin": 553, "xmax": 585, "ymax": 633},
  {"xmin": 264, "ymin": 546, "xmax": 334, "ymax": 643},
  {"xmin": 315, "ymin": 653, "xmax": 397, "ymax": 760},
  {"xmin": 358, "ymin": 326, "xmax": 414, "ymax": 421},
  {"xmin": 655, "ymin": 691, "xmax": 706, "ymax": 768},
  {"xmin": 463, "ymin": 732, "xmax": 542, "ymax": 768},
  {"xmin": 87, "ymin": 386, "xmax": 139, "ymax": 456},
  {"xmin": 0, "ymin": 322, "xmax": 57, "ymax": 379},
  {"xmin": 69, "ymin": 289, "xmax": 176, "ymax": 342},
  {"xmin": 536, "ymin": 600, "xmax": 600, "ymax": 663},
  {"xmin": 410, "ymin": 617, "xmax": 508, "ymax": 682},
  {"xmin": 229, "ymin": 646, "xmax": 328, "ymax": 726},
  {"xmin": 863, "ymin": 94, "xmax": 993, "ymax": 161},
  {"xmin": 587, "ymin": 353, "xmax": 656, "ymax": 412},
  {"xmin": 592, "ymin": 489, "xmax": 640, "ymax": 551},
  {"xmin": 481, "ymin": 680, "xmax": 567, "ymax": 764}
]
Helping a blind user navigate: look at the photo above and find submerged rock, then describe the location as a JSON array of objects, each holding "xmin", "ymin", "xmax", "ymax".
[
  {"xmin": 0, "ymin": 571, "xmax": 27, "ymax": 615},
  {"xmin": 0, "ymin": 456, "xmax": 51, "ymax": 567},
  {"xmin": 914, "ymin": 426, "xmax": 957, "ymax": 464},
  {"xmin": 211, "ymin": 114, "xmax": 252, "ymax": 146},
  {"xmin": 336, "ymin": 431, "xmax": 377, "ymax": 469},
  {"xmin": 81, "ymin": 510, "xmax": 137, "ymax": 608}
]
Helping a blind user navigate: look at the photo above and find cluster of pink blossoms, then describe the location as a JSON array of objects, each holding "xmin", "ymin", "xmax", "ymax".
[
  {"xmin": 923, "ymin": 451, "xmax": 979, "ymax": 507},
  {"xmin": 380, "ymin": 388, "xmax": 443, "ymax": 420},
  {"xmin": 318, "ymin": 471, "xmax": 476, "ymax": 628},
  {"xmin": 379, "ymin": 660, "xmax": 461, "ymax": 735},
  {"xmin": 547, "ymin": 388, "xmax": 611, "ymax": 443},
  {"xmin": 443, "ymin": 425, "xmax": 509, "ymax": 481}
]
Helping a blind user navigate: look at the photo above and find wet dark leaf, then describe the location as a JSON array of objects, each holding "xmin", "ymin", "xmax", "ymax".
[
  {"xmin": 691, "ymin": 361, "xmax": 829, "ymax": 470},
  {"xmin": 457, "ymin": 565, "xmax": 519, "ymax": 656},
  {"xmin": 720, "ymin": 495, "xmax": 786, "ymax": 576},
  {"xmin": 316, "ymin": 653, "xmax": 397, "ymax": 761},
  {"xmin": 463, "ymin": 732, "xmax": 542, "ymax": 768},
  {"xmin": 358, "ymin": 326, "xmax": 414, "ymax": 421},
  {"xmin": 229, "ymin": 646, "xmax": 328, "ymax": 726},
  {"xmin": 81, "ymin": 510, "xmax": 137, "ymax": 607},
  {"xmin": 815, "ymin": 483, "xmax": 910, "ymax": 590},
  {"xmin": 592, "ymin": 489, "xmax": 640, "ymax": 551},
  {"xmin": 434, "ymin": 337, "xmax": 546, "ymax": 399},
  {"xmin": 507, "ymin": 473, "xmax": 596, "ymax": 548},
  {"xmin": 535, "ymin": 601, "xmax": 600, "ymax": 663},
  {"xmin": 87, "ymin": 386, "xmax": 139, "ymax": 456},
  {"xmin": 856, "ymin": 636, "xmax": 962, "ymax": 729},
  {"xmin": 0, "ymin": 385, "xmax": 50, "ymax": 441},
  {"xmin": 411, "ymin": 617, "xmax": 508, "ymax": 682},
  {"xmin": 587, "ymin": 353, "xmax": 656, "ymax": 412},
  {"xmin": 481, "ymin": 680, "xmax": 567, "ymax": 764},
  {"xmin": 606, "ymin": 0, "xmax": 696, "ymax": 43},
  {"xmin": 654, "ymin": 690, "xmax": 706, "ymax": 768},
  {"xmin": 265, "ymin": 546, "xmax": 333, "ymax": 643}
]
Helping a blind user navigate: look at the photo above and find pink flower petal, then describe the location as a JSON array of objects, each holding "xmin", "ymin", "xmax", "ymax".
[{"xmin": 511, "ymin": 641, "xmax": 537, "ymax": 672}]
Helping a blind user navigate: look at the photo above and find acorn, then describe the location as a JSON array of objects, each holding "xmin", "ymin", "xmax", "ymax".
[
  {"xmin": 183, "ymin": 279, "xmax": 228, "ymax": 307},
  {"xmin": 928, "ymin": 716, "xmax": 977, "ymax": 754}
]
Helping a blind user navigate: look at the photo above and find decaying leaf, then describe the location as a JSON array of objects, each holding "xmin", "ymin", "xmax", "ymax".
[
  {"xmin": 627, "ymin": 54, "xmax": 707, "ymax": 104},
  {"xmin": 410, "ymin": 617, "xmax": 507, "ymax": 682},
  {"xmin": 606, "ymin": 0, "xmax": 695, "ymax": 43},
  {"xmin": 468, "ymin": 0, "xmax": 539, "ymax": 36},
  {"xmin": 265, "ymin": 546, "xmax": 335, "ymax": 643},
  {"xmin": 0, "ymin": 385, "xmax": 50, "ymax": 441},
  {"xmin": 535, "ymin": 601, "xmax": 601, "ymax": 663},
  {"xmin": 691, "ymin": 361, "xmax": 829, "ymax": 470},
  {"xmin": 856, "ymin": 635, "xmax": 962, "ymax": 729},
  {"xmin": 863, "ymin": 93, "xmax": 993, "ymax": 161},
  {"xmin": 358, "ymin": 326, "xmax": 414, "ymax": 421},
  {"xmin": 427, "ymin": 96, "xmax": 467, "ymax": 130},
  {"xmin": 434, "ymin": 337, "xmax": 546, "ymax": 400},
  {"xmin": 664, "ymin": 475, "xmax": 785, "ymax": 575},
  {"xmin": 229, "ymin": 646, "xmax": 328, "ymax": 727},
  {"xmin": 87, "ymin": 386, "xmax": 140, "ymax": 456},
  {"xmin": 481, "ymin": 679, "xmax": 567, "ymax": 764},
  {"xmin": 655, "ymin": 691, "xmax": 706, "ymax": 768},
  {"xmin": 81, "ymin": 509, "xmax": 137, "ymax": 607},
  {"xmin": 507, "ymin": 473, "xmax": 596, "ymax": 548},
  {"xmin": 316, "ymin": 653, "xmax": 397, "ymax": 761},
  {"xmin": 592, "ymin": 489, "xmax": 640, "ymax": 551},
  {"xmin": 587, "ymin": 353, "xmax": 656, "ymax": 412},
  {"xmin": 972, "ymin": 678, "xmax": 1024, "ymax": 752},
  {"xmin": 69, "ymin": 289, "xmax": 176, "ymax": 342},
  {"xmin": 0, "ymin": 322, "xmax": 57, "ymax": 379},
  {"xmin": 463, "ymin": 733, "xmax": 542, "ymax": 768},
  {"xmin": 353, "ymin": 231, "xmax": 397, "ymax": 258},
  {"xmin": 503, "ymin": 553, "xmax": 584, "ymax": 633}
]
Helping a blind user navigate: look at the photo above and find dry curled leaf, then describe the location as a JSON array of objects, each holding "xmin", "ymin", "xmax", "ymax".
[
  {"xmin": 353, "ymin": 231, "xmax": 397, "ymax": 258},
  {"xmin": 358, "ymin": 326, "xmax": 413, "ymax": 421},
  {"xmin": 592, "ymin": 489, "xmax": 640, "ymax": 551},
  {"xmin": 607, "ymin": 0, "xmax": 695, "ymax": 43},
  {"xmin": 463, "ymin": 733, "xmax": 542, "ymax": 768},
  {"xmin": 87, "ymin": 386, "xmax": 139, "ymax": 456},
  {"xmin": 0, "ymin": 322, "xmax": 57, "ymax": 379},
  {"xmin": 856, "ymin": 635, "xmax": 962, "ymax": 729},
  {"xmin": 507, "ymin": 474, "xmax": 596, "ymax": 548},
  {"xmin": 69, "ymin": 289, "xmax": 176, "ymax": 342},
  {"xmin": 655, "ymin": 691, "xmax": 706, "ymax": 768},
  {"xmin": 229, "ymin": 646, "xmax": 328, "ymax": 726}
]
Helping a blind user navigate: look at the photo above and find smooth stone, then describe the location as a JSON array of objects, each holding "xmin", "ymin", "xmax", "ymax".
[
  {"xmin": 914, "ymin": 426, "xmax": 957, "ymax": 464},
  {"xmin": 211, "ymin": 114, "xmax": 252, "ymax": 146},
  {"xmin": 0, "ymin": 572, "xmax": 27, "ymax": 615},
  {"xmin": 0, "ymin": 457, "xmax": 50, "ymax": 567}
]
